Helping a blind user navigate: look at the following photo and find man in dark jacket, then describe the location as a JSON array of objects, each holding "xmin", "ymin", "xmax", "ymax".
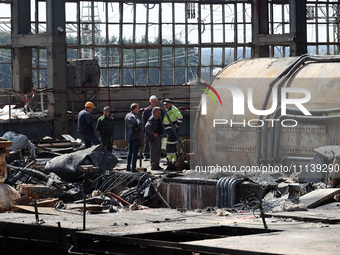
[
  {"xmin": 78, "ymin": 101, "xmax": 100, "ymax": 148},
  {"xmin": 96, "ymin": 106, "xmax": 114, "ymax": 152},
  {"xmin": 145, "ymin": 107, "xmax": 163, "ymax": 170},
  {"xmin": 125, "ymin": 103, "xmax": 143, "ymax": 172},
  {"xmin": 142, "ymin": 95, "xmax": 164, "ymax": 160}
]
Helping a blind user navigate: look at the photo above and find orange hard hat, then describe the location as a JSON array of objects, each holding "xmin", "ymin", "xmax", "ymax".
[{"xmin": 84, "ymin": 101, "xmax": 95, "ymax": 108}]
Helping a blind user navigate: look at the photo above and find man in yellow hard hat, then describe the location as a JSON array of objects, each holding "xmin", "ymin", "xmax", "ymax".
[{"xmin": 78, "ymin": 101, "xmax": 100, "ymax": 148}]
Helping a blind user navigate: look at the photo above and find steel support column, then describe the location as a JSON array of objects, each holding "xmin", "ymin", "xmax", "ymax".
[
  {"xmin": 11, "ymin": 0, "xmax": 32, "ymax": 93},
  {"xmin": 289, "ymin": 0, "xmax": 307, "ymax": 56},
  {"xmin": 252, "ymin": 0, "xmax": 269, "ymax": 57},
  {"xmin": 46, "ymin": 0, "xmax": 68, "ymax": 135}
]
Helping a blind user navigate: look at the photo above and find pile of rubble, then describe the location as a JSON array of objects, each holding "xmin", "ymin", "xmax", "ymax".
[
  {"xmin": 1, "ymin": 132, "xmax": 340, "ymax": 223},
  {"xmin": 0, "ymin": 132, "xmax": 166, "ymax": 215}
]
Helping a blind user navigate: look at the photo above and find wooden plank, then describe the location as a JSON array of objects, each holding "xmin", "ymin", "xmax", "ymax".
[
  {"xmin": 12, "ymin": 204, "xmax": 103, "ymax": 214},
  {"xmin": 266, "ymin": 210, "xmax": 340, "ymax": 224},
  {"xmin": 48, "ymin": 147, "xmax": 74, "ymax": 153},
  {"xmin": 12, "ymin": 205, "xmax": 62, "ymax": 215},
  {"xmin": 299, "ymin": 188, "xmax": 340, "ymax": 208},
  {"xmin": 66, "ymin": 204, "xmax": 105, "ymax": 212},
  {"xmin": 17, "ymin": 184, "xmax": 59, "ymax": 199},
  {"xmin": 36, "ymin": 198, "xmax": 59, "ymax": 207},
  {"xmin": 36, "ymin": 141, "xmax": 76, "ymax": 148}
]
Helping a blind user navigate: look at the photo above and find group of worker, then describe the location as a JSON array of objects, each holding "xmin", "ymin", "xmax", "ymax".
[
  {"xmin": 77, "ymin": 96, "xmax": 183, "ymax": 173},
  {"xmin": 78, "ymin": 102, "xmax": 114, "ymax": 151}
]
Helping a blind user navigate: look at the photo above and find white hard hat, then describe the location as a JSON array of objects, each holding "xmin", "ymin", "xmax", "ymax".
[
  {"xmin": 163, "ymin": 99, "xmax": 170, "ymax": 105},
  {"xmin": 149, "ymin": 95, "xmax": 158, "ymax": 102}
]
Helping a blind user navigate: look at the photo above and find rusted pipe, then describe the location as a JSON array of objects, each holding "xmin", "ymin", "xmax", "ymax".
[
  {"xmin": 107, "ymin": 192, "xmax": 131, "ymax": 206},
  {"xmin": 256, "ymin": 55, "xmax": 340, "ymax": 165},
  {"xmin": 222, "ymin": 178, "xmax": 230, "ymax": 208},
  {"xmin": 216, "ymin": 178, "xmax": 223, "ymax": 208},
  {"xmin": 256, "ymin": 54, "xmax": 309, "ymax": 165},
  {"xmin": 279, "ymin": 156, "xmax": 313, "ymax": 165}
]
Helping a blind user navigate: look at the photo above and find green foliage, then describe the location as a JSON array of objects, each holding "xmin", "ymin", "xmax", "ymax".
[
  {"xmin": 0, "ymin": 32, "xmax": 12, "ymax": 88},
  {"xmin": 0, "ymin": 31, "xmax": 201, "ymax": 88}
]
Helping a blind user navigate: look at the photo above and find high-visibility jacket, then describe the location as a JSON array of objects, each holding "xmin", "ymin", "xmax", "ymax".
[{"xmin": 163, "ymin": 105, "xmax": 183, "ymax": 130}]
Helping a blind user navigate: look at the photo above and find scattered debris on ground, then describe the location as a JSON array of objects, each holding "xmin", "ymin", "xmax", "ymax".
[{"xmin": 0, "ymin": 135, "xmax": 340, "ymax": 227}]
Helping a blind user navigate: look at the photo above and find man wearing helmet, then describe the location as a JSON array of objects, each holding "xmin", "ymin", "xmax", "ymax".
[
  {"xmin": 78, "ymin": 101, "xmax": 100, "ymax": 148},
  {"xmin": 163, "ymin": 99, "xmax": 183, "ymax": 165},
  {"xmin": 96, "ymin": 106, "xmax": 115, "ymax": 152}
]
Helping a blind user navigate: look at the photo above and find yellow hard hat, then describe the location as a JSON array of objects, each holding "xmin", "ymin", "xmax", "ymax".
[{"xmin": 84, "ymin": 101, "xmax": 95, "ymax": 108}]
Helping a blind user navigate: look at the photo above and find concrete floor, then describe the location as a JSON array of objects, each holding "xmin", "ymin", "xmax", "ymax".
[
  {"xmin": 113, "ymin": 149, "xmax": 169, "ymax": 172},
  {"xmin": 1, "ymin": 207, "xmax": 339, "ymax": 254},
  {"xmin": 3, "ymin": 149, "xmax": 340, "ymax": 254}
]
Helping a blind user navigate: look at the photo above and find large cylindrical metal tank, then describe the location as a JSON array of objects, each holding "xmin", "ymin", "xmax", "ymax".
[{"xmin": 194, "ymin": 55, "xmax": 340, "ymax": 169}]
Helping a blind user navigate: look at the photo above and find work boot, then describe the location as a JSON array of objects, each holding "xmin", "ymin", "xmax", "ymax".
[
  {"xmin": 166, "ymin": 162, "xmax": 176, "ymax": 171},
  {"xmin": 151, "ymin": 166, "xmax": 163, "ymax": 170},
  {"xmin": 166, "ymin": 153, "xmax": 175, "ymax": 163}
]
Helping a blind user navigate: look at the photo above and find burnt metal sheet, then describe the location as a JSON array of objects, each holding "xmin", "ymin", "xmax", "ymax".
[
  {"xmin": 299, "ymin": 188, "xmax": 340, "ymax": 209},
  {"xmin": 313, "ymin": 146, "xmax": 340, "ymax": 159},
  {"xmin": 157, "ymin": 182, "xmax": 216, "ymax": 210},
  {"xmin": 45, "ymin": 145, "xmax": 118, "ymax": 182}
]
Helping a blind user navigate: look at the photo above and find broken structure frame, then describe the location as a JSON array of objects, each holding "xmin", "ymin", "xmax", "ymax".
[{"xmin": 0, "ymin": 0, "xmax": 337, "ymax": 137}]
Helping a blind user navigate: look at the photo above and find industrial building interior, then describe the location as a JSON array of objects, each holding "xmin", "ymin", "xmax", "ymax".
[{"xmin": 0, "ymin": 0, "xmax": 340, "ymax": 254}]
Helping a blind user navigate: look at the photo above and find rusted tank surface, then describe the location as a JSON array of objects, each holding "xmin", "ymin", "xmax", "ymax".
[
  {"xmin": 194, "ymin": 55, "xmax": 340, "ymax": 169},
  {"xmin": 0, "ymin": 184, "xmax": 20, "ymax": 212},
  {"xmin": 157, "ymin": 182, "xmax": 216, "ymax": 209}
]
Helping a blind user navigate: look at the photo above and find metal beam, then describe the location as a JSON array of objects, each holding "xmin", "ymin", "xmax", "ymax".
[
  {"xmin": 252, "ymin": 0, "xmax": 269, "ymax": 57},
  {"xmin": 254, "ymin": 33, "xmax": 296, "ymax": 46},
  {"xmin": 46, "ymin": 0, "xmax": 69, "ymax": 135},
  {"xmin": 12, "ymin": 34, "xmax": 57, "ymax": 48},
  {"xmin": 64, "ymin": 0, "xmax": 252, "ymax": 3},
  {"xmin": 11, "ymin": 0, "xmax": 32, "ymax": 93},
  {"xmin": 289, "ymin": 0, "xmax": 307, "ymax": 56}
]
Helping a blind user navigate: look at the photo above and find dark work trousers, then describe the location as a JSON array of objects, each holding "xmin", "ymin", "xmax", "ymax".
[
  {"xmin": 127, "ymin": 139, "xmax": 141, "ymax": 171},
  {"xmin": 100, "ymin": 134, "xmax": 114, "ymax": 152},
  {"xmin": 143, "ymin": 132, "xmax": 150, "ymax": 158},
  {"xmin": 80, "ymin": 132, "xmax": 100, "ymax": 148},
  {"xmin": 166, "ymin": 128, "xmax": 178, "ymax": 153},
  {"xmin": 149, "ymin": 135, "xmax": 162, "ymax": 169}
]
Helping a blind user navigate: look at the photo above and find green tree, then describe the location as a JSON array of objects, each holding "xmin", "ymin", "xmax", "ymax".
[{"xmin": 0, "ymin": 32, "xmax": 12, "ymax": 88}]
